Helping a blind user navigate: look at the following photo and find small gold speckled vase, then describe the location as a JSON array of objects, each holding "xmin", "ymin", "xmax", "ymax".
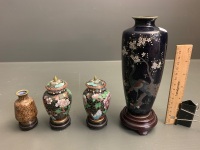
[{"xmin": 14, "ymin": 89, "xmax": 38, "ymax": 131}]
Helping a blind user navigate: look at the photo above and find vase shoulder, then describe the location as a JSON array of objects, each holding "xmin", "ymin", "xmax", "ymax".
[{"xmin": 123, "ymin": 25, "xmax": 161, "ymax": 35}]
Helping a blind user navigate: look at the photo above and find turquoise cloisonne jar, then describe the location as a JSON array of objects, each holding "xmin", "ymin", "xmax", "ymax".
[
  {"xmin": 43, "ymin": 76, "xmax": 72, "ymax": 130},
  {"xmin": 83, "ymin": 76, "xmax": 111, "ymax": 129}
]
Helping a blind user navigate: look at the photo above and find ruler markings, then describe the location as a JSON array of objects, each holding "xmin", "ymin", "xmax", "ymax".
[{"xmin": 165, "ymin": 45, "xmax": 193, "ymax": 124}]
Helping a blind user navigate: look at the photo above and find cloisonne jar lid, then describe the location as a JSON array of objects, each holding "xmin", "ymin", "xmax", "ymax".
[
  {"xmin": 86, "ymin": 76, "xmax": 106, "ymax": 92},
  {"xmin": 45, "ymin": 76, "xmax": 68, "ymax": 94}
]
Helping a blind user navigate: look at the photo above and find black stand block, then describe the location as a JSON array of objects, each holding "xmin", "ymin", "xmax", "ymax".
[{"xmin": 175, "ymin": 100, "xmax": 197, "ymax": 127}]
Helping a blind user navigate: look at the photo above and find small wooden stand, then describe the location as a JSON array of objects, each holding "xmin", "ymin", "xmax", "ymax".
[
  {"xmin": 86, "ymin": 116, "xmax": 108, "ymax": 130},
  {"xmin": 49, "ymin": 116, "xmax": 71, "ymax": 130},
  {"xmin": 19, "ymin": 118, "xmax": 38, "ymax": 131}
]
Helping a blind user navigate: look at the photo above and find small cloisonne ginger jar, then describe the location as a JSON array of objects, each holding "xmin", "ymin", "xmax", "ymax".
[
  {"xmin": 14, "ymin": 89, "xmax": 38, "ymax": 131},
  {"xmin": 83, "ymin": 76, "xmax": 111, "ymax": 129},
  {"xmin": 43, "ymin": 76, "xmax": 72, "ymax": 130}
]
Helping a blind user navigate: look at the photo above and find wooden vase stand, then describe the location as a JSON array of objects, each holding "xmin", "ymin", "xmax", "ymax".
[
  {"xmin": 120, "ymin": 106, "xmax": 157, "ymax": 135},
  {"xmin": 50, "ymin": 116, "xmax": 71, "ymax": 130},
  {"xmin": 19, "ymin": 118, "xmax": 38, "ymax": 131},
  {"xmin": 86, "ymin": 115, "xmax": 107, "ymax": 130}
]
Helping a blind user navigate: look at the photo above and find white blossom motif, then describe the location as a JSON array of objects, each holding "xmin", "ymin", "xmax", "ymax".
[
  {"xmin": 130, "ymin": 55, "xmax": 140, "ymax": 63},
  {"xmin": 122, "ymin": 33, "xmax": 166, "ymax": 108},
  {"xmin": 151, "ymin": 62, "xmax": 158, "ymax": 69},
  {"xmin": 122, "ymin": 46, "xmax": 128, "ymax": 56},
  {"xmin": 150, "ymin": 34, "xmax": 160, "ymax": 42},
  {"xmin": 146, "ymin": 38, "xmax": 151, "ymax": 42},
  {"xmin": 129, "ymin": 41, "xmax": 136, "ymax": 50},
  {"xmin": 137, "ymin": 36, "xmax": 152, "ymax": 47},
  {"xmin": 157, "ymin": 61, "xmax": 161, "ymax": 68},
  {"xmin": 141, "ymin": 52, "xmax": 146, "ymax": 57},
  {"xmin": 55, "ymin": 98, "xmax": 70, "ymax": 108},
  {"xmin": 44, "ymin": 96, "xmax": 53, "ymax": 105},
  {"xmin": 137, "ymin": 37, "xmax": 146, "ymax": 46},
  {"xmin": 151, "ymin": 61, "xmax": 162, "ymax": 69}
]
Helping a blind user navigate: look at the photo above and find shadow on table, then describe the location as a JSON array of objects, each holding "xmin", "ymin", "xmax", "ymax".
[{"xmin": 7, "ymin": 120, "xmax": 21, "ymax": 132}]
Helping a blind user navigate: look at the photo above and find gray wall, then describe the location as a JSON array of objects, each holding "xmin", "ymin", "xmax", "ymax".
[{"xmin": 0, "ymin": 0, "xmax": 199, "ymax": 62}]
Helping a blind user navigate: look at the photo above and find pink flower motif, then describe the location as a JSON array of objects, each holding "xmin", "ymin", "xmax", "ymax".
[
  {"xmin": 54, "ymin": 95, "xmax": 59, "ymax": 101},
  {"xmin": 55, "ymin": 98, "xmax": 70, "ymax": 108},
  {"xmin": 92, "ymin": 94, "xmax": 99, "ymax": 99},
  {"xmin": 103, "ymin": 93, "xmax": 111, "ymax": 109}
]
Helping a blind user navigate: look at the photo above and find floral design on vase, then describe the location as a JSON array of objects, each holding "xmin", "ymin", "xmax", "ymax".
[
  {"xmin": 43, "ymin": 76, "xmax": 72, "ymax": 130},
  {"xmin": 83, "ymin": 76, "xmax": 111, "ymax": 129},
  {"xmin": 122, "ymin": 34, "xmax": 166, "ymax": 113},
  {"xmin": 120, "ymin": 16, "xmax": 168, "ymax": 135}
]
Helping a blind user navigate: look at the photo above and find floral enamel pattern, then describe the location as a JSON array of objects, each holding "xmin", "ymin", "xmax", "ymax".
[
  {"xmin": 43, "ymin": 88, "xmax": 72, "ymax": 120},
  {"xmin": 122, "ymin": 33, "xmax": 167, "ymax": 113},
  {"xmin": 43, "ymin": 76, "xmax": 72, "ymax": 130},
  {"xmin": 83, "ymin": 90, "xmax": 111, "ymax": 120}
]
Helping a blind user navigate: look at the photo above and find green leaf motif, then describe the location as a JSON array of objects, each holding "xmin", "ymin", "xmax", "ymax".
[
  {"xmin": 98, "ymin": 94, "xmax": 103, "ymax": 99},
  {"xmin": 95, "ymin": 102, "xmax": 102, "ymax": 109},
  {"xmin": 55, "ymin": 109, "xmax": 62, "ymax": 114},
  {"xmin": 101, "ymin": 90, "xmax": 109, "ymax": 98},
  {"xmin": 63, "ymin": 108, "xmax": 69, "ymax": 115},
  {"xmin": 92, "ymin": 98, "xmax": 96, "ymax": 102},
  {"xmin": 102, "ymin": 93, "xmax": 107, "ymax": 99},
  {"xmin": 103, "ymin": 110, "xmax": 107, "ymax": 114},
  {"xmin": 67, "ymin": 89, "xmax": 72, "ymax": 96},
  {"xmin": 104, "ymin": 90, "xmax": 108, "ymax": 94},
  {"xmin": 85, "ymin": 104, "xmax": 91, "ymax": 109}
]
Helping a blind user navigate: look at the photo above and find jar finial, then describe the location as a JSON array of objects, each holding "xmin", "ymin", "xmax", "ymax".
[
  {"xmin": 94, "ymin": 75, "xmax": 98, "ymax": 81},
  {"xmin": 53, "ymin": 76, "xmax": 58, "ymax": 82}
]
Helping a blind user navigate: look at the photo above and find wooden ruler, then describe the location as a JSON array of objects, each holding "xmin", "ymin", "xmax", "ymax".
[{"xmin": 165, "ymin": 44, "xmax": 193, "ymax": 124}]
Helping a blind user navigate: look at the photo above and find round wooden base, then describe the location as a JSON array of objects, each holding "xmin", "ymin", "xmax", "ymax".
[
  {"xmin": 50, "ymin": 116, "xmax": 71, "ymax": 130},
  {"xmin": 120, "ymin": 106, "xmax": 157, "ymax": 135},
  {"xmin": 86, "ymin": 116, "xmax": 107, "ymax": 130},
  {"xmin": 19, "ymin": 118, "xmax": 38, "ymax": 131}
]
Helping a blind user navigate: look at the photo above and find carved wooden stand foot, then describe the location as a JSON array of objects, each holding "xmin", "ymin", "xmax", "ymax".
[
  {"xmin": 86, "ymin": 116, "xmax": 107, "ymax": 130},
  {"xmin": 120, "ymin": 107, "xmax": 157, "ymax": 135}
]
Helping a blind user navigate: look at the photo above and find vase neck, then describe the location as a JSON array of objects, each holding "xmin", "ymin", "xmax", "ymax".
[
  {"xmin": 16, "ymin": 90, "xmax": 29, "ymax": 100},
  {"xmin": 133, "ymin": 16, "xmax": 157, "ymax": 27}
]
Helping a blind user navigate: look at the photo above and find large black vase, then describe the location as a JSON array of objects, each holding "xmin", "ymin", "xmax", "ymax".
[{"xmin": 120, "ymin": 16, "xmax": 168, "ymax": 135}]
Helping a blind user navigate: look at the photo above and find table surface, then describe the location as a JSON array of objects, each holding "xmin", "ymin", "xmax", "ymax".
[{"xmin": 0, "ymin": 60, "xmax": 199, "ymax": 150}]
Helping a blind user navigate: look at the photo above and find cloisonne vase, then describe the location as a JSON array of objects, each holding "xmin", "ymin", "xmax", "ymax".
[
  {"xmin": 83, "ymin": 76, "xmax": 111, "ymax": 129},
  {"xmin": 120, "ymin": 16, "xmax": 168, "ymax": 135},
  {"xmin": 43, "ymin": 76, "xmax": 72, "ymax": 130},
  {"xmin": 14, "ymin": 89, "xmax": 38, "ymax": 131}
]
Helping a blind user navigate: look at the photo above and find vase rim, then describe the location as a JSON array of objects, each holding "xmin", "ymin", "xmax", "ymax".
[
  {"xmin": 16, "ymin": 89, "xmax": 29, "ymax": 96},
  {"xmin": 132, "ymin": 16, "xmax": 158, "ymax": 19}
]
